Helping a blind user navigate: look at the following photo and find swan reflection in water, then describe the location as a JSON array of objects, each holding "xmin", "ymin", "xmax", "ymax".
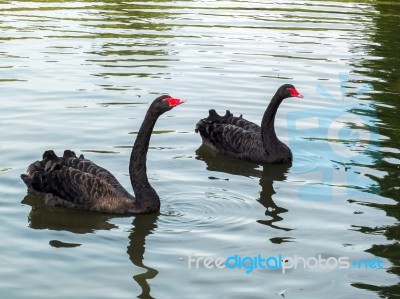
[
  {"xmin": 196, "ymin": 145, "xmax": 294, "ymax": 240},
  {"xmin": 21, "ymin": 195, "xmax": 158, "ymax": 299}
]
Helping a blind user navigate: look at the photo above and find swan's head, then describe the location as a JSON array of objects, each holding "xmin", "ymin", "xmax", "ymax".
[
  {"xmin": 279, "ymin": 84, "xmax": 304, "ymax": 99},
  {"xmin": 151, "ymin": 95, "xmax": 186, "ymax": 114}
]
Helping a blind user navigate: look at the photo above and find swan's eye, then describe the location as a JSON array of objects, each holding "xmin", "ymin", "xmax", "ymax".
[
  {"xmin": 287, "ymin": 87, "xmax": 304, "ymax": 98},
  {"xmin": 163, "ymin": 97, "xmax": 186, "ymax": 107}
]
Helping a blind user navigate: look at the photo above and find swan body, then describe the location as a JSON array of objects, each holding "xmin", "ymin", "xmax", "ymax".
[
  {"xmin": 21, "ymin": 95, "xmax": 185, "ymax": 214},
  {"xmin": 195, "ymin": 84, "xmax": 303, "ymax": 164}
]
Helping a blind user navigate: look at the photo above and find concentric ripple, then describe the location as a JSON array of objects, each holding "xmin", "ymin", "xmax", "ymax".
[
  {"xmin": 159, "ymin": 189, "xmax": 259, "ymax": 233},
  {"xmin": 290, "ymin": 155, "xmax": 331, "ymax": 176}
]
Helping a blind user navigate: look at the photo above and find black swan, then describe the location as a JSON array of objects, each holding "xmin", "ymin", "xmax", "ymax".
[
  {"xmin": 195, "ymin": 84, "xmax": 303, "ymax": 164},
  {"xmin": 21, "ymin": 95, "xmax": 185, "ymax": 214}
]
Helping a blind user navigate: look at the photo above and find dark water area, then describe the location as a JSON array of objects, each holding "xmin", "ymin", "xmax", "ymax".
[{"xmin": 0, "ymin": 1, "xmax": 400, "ymax": 298}]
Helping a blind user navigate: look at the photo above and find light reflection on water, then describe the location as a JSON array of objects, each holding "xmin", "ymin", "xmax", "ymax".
[{"xmin": 0, "ymin": 1, "xmax": 399, "ymax": 298}]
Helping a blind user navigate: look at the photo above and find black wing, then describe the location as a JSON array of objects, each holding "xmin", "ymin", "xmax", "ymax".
[
  {"xmin": 21, "ymin": 150, "xmax": 132, "ymax": 206},
  {"xmin": 196, "ymin": 110, "xmax": 263, "ymax": 153},
  {"xmin": 196, "ymin": 109, "xmax": 260, "ymax": 134}
]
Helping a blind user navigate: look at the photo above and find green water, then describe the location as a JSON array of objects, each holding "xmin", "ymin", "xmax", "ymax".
[{"xmin": 0, "ymin": 1, "xmax": 399, "ymax": 298}]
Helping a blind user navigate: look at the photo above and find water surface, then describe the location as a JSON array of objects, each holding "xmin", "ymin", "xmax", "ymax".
[{"xmin": 1, "ymin": 1, "xmax": 399, "ymax": 298}]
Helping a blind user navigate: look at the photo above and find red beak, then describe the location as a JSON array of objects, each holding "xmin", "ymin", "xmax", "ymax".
[
  {"xmin": 288, "ymin": 88, "xmax": 304, "ymax": 98},
  {"xmin": 164, "ymin": 97, "xmax": 186, "ymax": 107}
]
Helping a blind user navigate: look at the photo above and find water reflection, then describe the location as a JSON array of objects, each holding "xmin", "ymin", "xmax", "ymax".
[
  {"xmin": 350, "ymin": 1, "xmax": 400, "ymax": 297},
  {"xmin": 82, "ymin": 2, "xmax": 176, "ymax": 81},
  {"xmin": 128, "ymin": 214, "xmax": 158, "ymax": 299},
  {"xmin": 22, "ymin": 195, "xmax": 117, "ymax": 233},
  {"xmin": 195, "ymin": 145, "xmax": 292, "ymax": 233},
  {"xmin": 22, "ymin": 195, "xmax": 158, "ymax": 298}
]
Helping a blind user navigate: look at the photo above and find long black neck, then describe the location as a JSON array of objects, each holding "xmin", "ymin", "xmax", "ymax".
[
  {"xmin": 261, "ymin": 92, "xmax": 285, "ymax": 151},
  {"xmin": 129, "ymin": 107, "xmax": 160, "ymax": 206}
]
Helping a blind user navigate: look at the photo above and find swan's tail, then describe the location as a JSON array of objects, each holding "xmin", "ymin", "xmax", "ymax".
[
  {"xmin": 195, "ymin": 109, "xmax": 233, "ymax": 135},
  {"xmin": 21, "ymin": 150, "xmax": 81, "ymax": 198}
]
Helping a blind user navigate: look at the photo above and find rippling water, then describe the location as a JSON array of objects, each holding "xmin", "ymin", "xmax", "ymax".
[{"xmin": 1, "ymin": 1, "xmax": 399, "ymax": 298}]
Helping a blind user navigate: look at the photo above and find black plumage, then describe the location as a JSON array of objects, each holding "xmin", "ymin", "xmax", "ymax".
[
  {"xmin": 195, "ymin": 84, "xmax": 303, "ymax": 164},
  {"xmin": 21, "ymin": 95, "xmax": 185, "ymax": 214}
]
